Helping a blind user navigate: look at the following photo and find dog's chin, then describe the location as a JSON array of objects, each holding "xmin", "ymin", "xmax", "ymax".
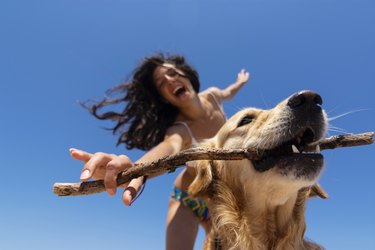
[{"xmin": 253, "ymin": 153, "xmax": 324, "ymax": 181}]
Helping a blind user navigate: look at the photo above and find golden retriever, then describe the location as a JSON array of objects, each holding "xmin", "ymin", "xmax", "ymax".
[{"xmin": 189, "ymin": 90, "xmax": 328, "ymax": 250}]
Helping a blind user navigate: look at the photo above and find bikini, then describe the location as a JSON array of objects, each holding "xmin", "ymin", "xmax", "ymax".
[{"xmin": 170, "ymin": 91, "xmax": 226, "ymax": 222}]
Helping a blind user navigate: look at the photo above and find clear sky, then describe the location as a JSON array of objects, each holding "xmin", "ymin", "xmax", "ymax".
[{"xmin": 0, "ymin": 0, "xmax": 374, "ymax": 249}]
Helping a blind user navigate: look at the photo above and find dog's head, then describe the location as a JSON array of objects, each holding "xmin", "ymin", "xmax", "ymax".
[{"xmin": 189, "ymin": 90, "xmax": 328, "ymax": 204}]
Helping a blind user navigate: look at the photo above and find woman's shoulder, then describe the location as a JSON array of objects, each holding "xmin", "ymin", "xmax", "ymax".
[
  {"xmin": 199, "ymin": 87, "xmax": 223, "ymax": 104},
  {"xmin": 200, "ymin": 86, "xmax": 221, "ymax": 96}
]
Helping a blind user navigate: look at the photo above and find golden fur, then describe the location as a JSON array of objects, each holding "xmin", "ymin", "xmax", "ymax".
[{"xmin": 189, "ymin": 91, "xmax": 328, "ymax": 250}]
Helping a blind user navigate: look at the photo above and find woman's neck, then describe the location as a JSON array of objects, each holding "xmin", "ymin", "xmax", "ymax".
[{"xmin": 177, "ymin": 94, "xmax": 206, "ymax": 122}]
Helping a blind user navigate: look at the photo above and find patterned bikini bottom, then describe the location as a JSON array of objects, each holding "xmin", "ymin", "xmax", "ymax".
[{"xmin": 171, "ymin": 187, "xmax": 210, "ymax": 222}]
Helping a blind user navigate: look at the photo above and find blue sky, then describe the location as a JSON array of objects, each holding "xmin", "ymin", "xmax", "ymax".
[{"xmin": 0, "ymin": 0, "xmax": 374, "ymax": 249}]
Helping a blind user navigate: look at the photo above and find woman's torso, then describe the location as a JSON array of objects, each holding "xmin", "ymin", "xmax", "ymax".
[{"xmin": 173, "ymin": 90, "xmax": 226, "ymax": 190}]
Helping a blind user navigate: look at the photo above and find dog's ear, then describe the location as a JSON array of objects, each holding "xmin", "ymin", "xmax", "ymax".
[
  {"xmin": 309, "ymin": 183, "xmax": 329, "ymax": 199},
  {"xmin": 188, "ymin": 159, "xmax": 214, "ymax": 198}
]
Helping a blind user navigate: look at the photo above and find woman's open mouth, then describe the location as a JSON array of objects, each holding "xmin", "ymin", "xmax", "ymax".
[{"xmin": 173, "ymin": 86, "xmax": 188, "ymax": 97}]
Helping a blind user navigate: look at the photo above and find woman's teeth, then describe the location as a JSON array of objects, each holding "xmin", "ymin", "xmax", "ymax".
[{"xmin": 173, "ymin": 86, "xmax": 186, "ymax": 96}]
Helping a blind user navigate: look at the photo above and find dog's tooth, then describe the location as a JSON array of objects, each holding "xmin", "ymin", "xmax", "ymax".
[
  {"xmin": 292, "ymin": 144, "xmax": 300, "ymax": 153},
  {"xmin": 315, "ymin": 144, "xmax": 321, "ymax": 153}
]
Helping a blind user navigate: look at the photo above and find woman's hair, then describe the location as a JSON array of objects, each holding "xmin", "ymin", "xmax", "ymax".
[{"xmin": 82, "ymin": 53, "xmax": 201, "ymax": 150}]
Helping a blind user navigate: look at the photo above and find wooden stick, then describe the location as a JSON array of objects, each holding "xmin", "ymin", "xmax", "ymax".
[{"xmin": 53, "ymin": 132, "xmax": 374, "ymax": 196}]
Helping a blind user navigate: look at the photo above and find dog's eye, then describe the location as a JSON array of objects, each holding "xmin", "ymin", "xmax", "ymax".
[{"xmin": 238, "ymin": 115, "xmax": 254, "ymax": 127}]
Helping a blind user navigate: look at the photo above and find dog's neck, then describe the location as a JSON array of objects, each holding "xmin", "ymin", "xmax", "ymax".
[
  {"xmin": 210, "ymin": 162, "xmax": 311, "ymax": 249},
  {"xmin": 248, "ymin": 189, "xmax": 308, "ymax": 242},
  {"xmin": 247, "ymin": 191, "xmax": 300, "ymax": 229}
]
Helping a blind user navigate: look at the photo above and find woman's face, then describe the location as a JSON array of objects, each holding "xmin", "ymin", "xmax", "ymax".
[{"xmin": 153, "ymin": 63, "xmax": 196, "ymax": 106}]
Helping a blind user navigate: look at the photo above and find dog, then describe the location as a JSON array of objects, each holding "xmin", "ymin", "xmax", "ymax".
[{"xmin": 189, "ymin": 90, "xmax": 328, "ymax": 250}]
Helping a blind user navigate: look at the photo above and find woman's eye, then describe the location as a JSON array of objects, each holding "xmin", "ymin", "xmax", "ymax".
[
  {"xmin": 238, "ymin": 115, "xmax": 253, "ymax": 127},
  {"xmin": 166, "ymin": 68, "xmax": 178, "ymax": 77}
]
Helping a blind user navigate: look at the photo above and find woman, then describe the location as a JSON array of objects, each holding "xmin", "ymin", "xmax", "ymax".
[{"xmin": 70, "ymin": 53, "xmax": 249, "ymax": 249}]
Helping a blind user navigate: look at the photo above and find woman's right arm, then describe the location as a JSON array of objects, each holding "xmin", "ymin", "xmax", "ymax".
[{"xmin": 70, "ymin": 124, "xmax": 191, "ymax": 206}]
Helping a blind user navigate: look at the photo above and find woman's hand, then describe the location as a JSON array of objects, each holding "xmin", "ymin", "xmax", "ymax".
[
  {"xmin": 219, "ymin": 69, "xmax": 251, "ymax": 101},
  {"xmin": 236, "ymin": 69, "xmax": 250, "ymax": 85},
  {"xmin": 69, "ymin": 148, "xmax": 145, "ymax": 206}
]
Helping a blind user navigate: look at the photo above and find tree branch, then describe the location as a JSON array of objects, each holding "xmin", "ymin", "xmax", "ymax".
[{"xmin": 53, "ymin": 132, "xmax": 374, "ymax": 196}]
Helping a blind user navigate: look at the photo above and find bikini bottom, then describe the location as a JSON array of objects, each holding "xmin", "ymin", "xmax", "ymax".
[{"xmin": 171, "ymin": 187, "xmax": 209, "ymax": 222}]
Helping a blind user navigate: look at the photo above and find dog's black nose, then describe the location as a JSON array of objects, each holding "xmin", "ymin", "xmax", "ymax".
[{"xmin": 287, "ymin": 90, "xmax": 323, "ymax": 109}]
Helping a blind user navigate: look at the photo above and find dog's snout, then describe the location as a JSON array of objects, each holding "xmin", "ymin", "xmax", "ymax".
[{"xmin": 287, "ymin": 90, "xmax": 323, "ymax": 109}]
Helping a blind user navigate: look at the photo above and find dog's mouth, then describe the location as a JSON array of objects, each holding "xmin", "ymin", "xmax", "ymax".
[{"xmin": 253, "ymin": 127, "xmax": 324, "ymax": 175}]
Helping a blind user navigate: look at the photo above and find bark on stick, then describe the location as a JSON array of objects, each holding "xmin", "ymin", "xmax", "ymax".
[{"xmin": 53, "ymin": 132, "xmax": 374, "ymax": 196}]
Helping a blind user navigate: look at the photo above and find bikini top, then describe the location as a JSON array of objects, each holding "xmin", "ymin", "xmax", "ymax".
[{"xmin": 174, "ymin": 121, "xmax": 198, "ymax": 146}]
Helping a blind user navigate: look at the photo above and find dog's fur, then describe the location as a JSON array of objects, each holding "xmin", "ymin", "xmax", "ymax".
[{"xmin": 189, "ymin": 91, "xmax": 328, "ymax": 250}]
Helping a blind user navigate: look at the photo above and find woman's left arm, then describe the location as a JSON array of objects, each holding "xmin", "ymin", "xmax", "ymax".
[{"xmin": 212, "ymin": 69, "xmax": 250, "ymax": 101}]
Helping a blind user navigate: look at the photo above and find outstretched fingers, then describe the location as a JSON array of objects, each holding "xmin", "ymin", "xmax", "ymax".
[
  {"xmin": 80, "ymin": 152, "xmax": 115, "ymax": 181},
  {"xmin": 70, "ymin": 148, "xmax": 93, "ymax": 162},
  {"xmin": 69, "ymin": 148, "xmax": 97, "ymax": 180},
  {"xmin": 70, "ymin": 148, "xmax": 140, "ymax": 200},
  {"xmin": 104, "ymin": 154, "xmax": 133, "ymax": 196},
  {"xmin": 237, "ymin": 69, "xmax": 250, "ymax": 84}
]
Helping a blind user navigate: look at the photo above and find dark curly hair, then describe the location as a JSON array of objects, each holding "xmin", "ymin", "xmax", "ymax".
[{"xmin": 82, "ymin": 53, "xmax": 201, "ymax": 150}]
